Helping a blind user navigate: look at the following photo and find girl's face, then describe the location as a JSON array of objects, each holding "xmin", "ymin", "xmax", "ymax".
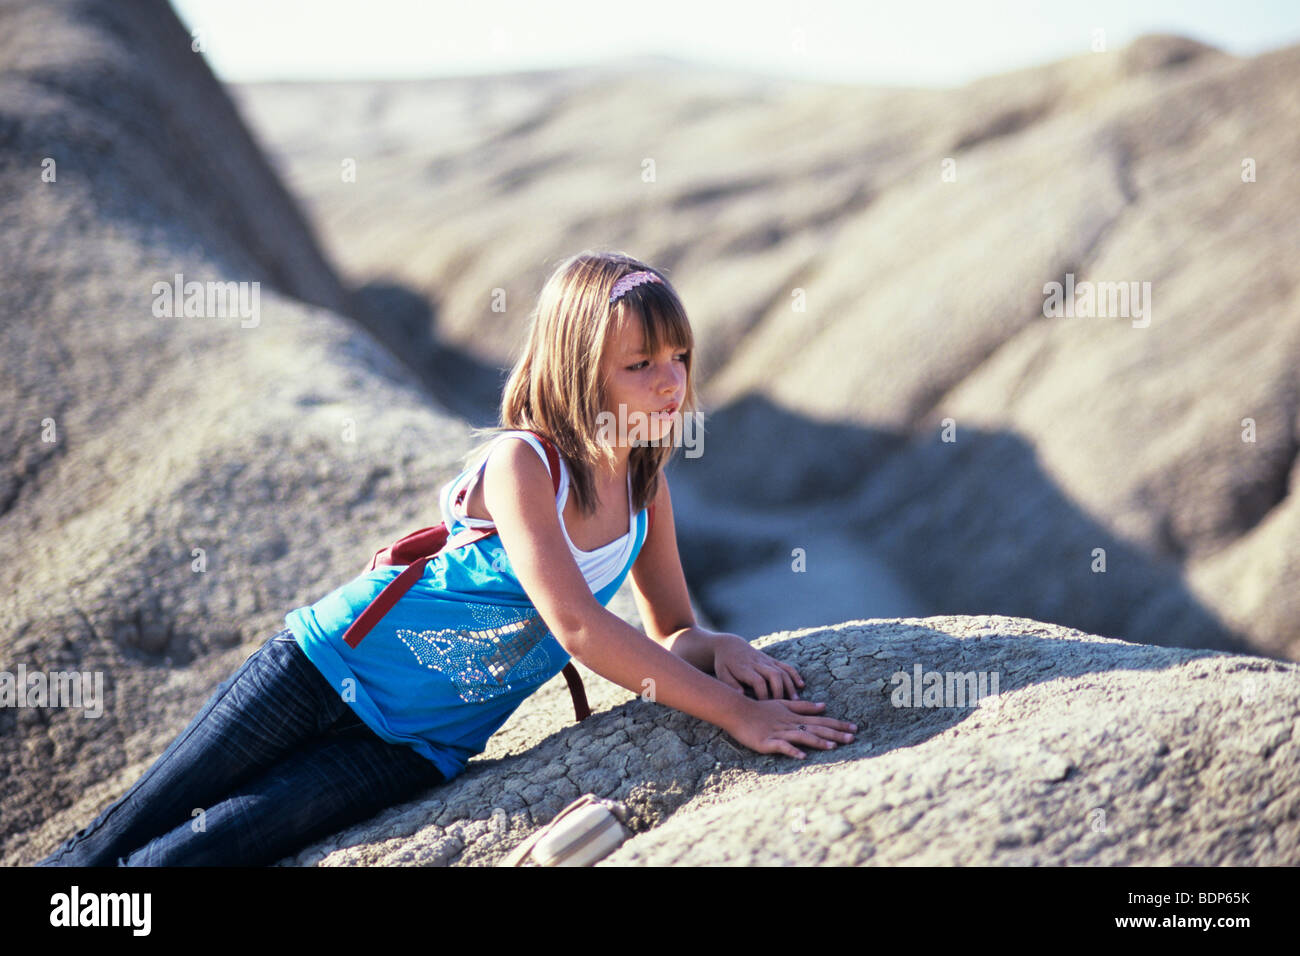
[{"xmin": 599, "ymin": 315, "xmax": 688, "ymax": 449}]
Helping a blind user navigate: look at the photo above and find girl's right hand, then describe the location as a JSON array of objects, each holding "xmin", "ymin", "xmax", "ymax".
[{"xmin": 726, "ymin": 697, "xmax": 857, "ymax": 758}]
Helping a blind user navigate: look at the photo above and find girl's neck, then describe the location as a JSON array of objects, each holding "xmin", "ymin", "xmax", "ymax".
[{"xmin": 592, "ymin": 446, "xmax": 630, "ymax": 487}]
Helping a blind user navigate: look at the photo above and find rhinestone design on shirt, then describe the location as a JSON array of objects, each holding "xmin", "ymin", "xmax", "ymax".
[{"xmin": 394, "ymin": 602, "xmax": 553, "ymax": 703}]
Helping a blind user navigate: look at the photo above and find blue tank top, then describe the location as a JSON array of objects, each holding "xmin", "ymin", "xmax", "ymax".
[{"xmin": 284, "ymin": 433, "xmax": 649, "ymax": 782}]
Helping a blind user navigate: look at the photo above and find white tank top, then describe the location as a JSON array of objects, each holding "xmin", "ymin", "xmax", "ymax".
[{"xmin": 438, "ymin": 431, "xmax": 636, "ymax": 594}]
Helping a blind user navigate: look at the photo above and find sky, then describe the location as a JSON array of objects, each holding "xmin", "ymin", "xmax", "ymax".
[{"xmin": 168, "ymin": 0, "xmax": 1300, "ymax": 88}]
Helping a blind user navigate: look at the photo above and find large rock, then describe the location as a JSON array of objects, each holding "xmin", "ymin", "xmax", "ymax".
[{"xmin": 274, "ymin": 614, "xmax": 1299, "ymax": 866}]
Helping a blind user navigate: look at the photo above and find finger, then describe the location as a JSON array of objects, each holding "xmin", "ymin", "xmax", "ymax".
[
  {"xmin": 746, "ymin": 669, "xmax": 771, "ymax": 700},
  {"xmin": 781, "ymin": 726, "xmax": 836, "ymax": 751},
  {"xmin": 768, "ymin": 737, "xmax": 806, "ymax": 759},
  {"xmin": 775, "ymin": 703, "xmax": 856, "ymax": 738},
  {"xmin": 784, "ymin": 702, "xmax": 857, "ymax": 735},
  {"xmin": 715, "ymin": 665, "xmax": 744, "ymax": 694},
  {"xmin": 760, "ymin": 667, "xmax": 786, "ymax": 701},
  {"xmin": 801, "ymin": 716, "xmax": 858, "ymax": 740},
  {"xmin": 784, "ymin": 699, "xmax": 829, "ymax": 715},
  {"xmin": 801, "ymin": 721, "xmax": 856, "ymax": 744},
  {"xmin": 772, "ymin": 659, "xmax": 804, "ymax": 689},
  {"xmin": 772, "ymin": 665, "xmax": 798, "ymax": 700},
  {"xmin": 796, "ymin": 721, "xmax": 854, "ymax": 749}
]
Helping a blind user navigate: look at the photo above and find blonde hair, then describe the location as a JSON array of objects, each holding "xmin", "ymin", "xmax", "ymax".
[{"xmin": 461, "ymin": 249, "xmax": 701, "ymax": 516}]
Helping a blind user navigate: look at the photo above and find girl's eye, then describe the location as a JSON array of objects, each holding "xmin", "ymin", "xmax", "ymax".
[{"xmin": 628, "ymin": 352, "xmax": 690, "ymax": 371}]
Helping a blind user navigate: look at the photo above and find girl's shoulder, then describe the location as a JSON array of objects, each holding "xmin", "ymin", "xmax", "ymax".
[
  {"xmin": 460, "ymin": 431, "xmax": 566, "ymax": 515},
  {"xmin": 481, "ymin": 430, "xmax": 564, "ymax": 481}
]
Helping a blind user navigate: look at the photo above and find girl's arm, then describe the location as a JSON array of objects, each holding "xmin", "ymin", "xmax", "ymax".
[
  {"xmin": 483, "ymin": 440, "xmax": 855, "ymax": 757},
  {"xmin": 630, "ymin": 474, "xmax": 804, "ymax": 699},
  {"xmin": 566, "ymin": 606, "xmax": 855, "ymax": 758},
  {"xmin": 627, "ymin": 475, "xmax": 704, "ymax": 659}
]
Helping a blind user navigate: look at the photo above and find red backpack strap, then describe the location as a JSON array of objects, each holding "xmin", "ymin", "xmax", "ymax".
[
  {"xmin": 524, "ymin": 429, "xmax": 561, "ymax": 495},
  {"xmin": 342, "ymin": 527, "xmax": 498, "ymax": 648},
  {"xmin": 561, "ymin": 662, "xmax": 592, "ymax": 721}
]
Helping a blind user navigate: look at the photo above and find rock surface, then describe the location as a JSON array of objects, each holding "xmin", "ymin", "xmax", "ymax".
[{"xmin": 278, "ymin": 614, "xmax": 1300, "ymax": 866}]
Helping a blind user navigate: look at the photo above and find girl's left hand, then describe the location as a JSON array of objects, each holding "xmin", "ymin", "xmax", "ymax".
[{"xmin": 711, "ymin": 633, "xmax": 805, "ymax": 700}]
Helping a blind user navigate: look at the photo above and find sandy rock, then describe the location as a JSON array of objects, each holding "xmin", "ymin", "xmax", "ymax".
[{"xmin": 271, "ymin": 614, "xmax": 1299, "ymax": 866}]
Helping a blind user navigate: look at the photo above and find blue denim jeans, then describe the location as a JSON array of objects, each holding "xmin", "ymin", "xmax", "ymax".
[{"xmin": 36, "ymin": 627, "xmax": 445, "ymax": 867}]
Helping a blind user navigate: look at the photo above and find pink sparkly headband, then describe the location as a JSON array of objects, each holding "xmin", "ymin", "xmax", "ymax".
[{"xmin": 609, "ymin": 270, "xmax": 664, "ymax": 304}]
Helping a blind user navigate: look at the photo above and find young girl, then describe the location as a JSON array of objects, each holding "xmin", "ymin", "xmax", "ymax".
[{"xmin": 37, "ymin": 251, "xmax": 856, "ymax": 867}]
